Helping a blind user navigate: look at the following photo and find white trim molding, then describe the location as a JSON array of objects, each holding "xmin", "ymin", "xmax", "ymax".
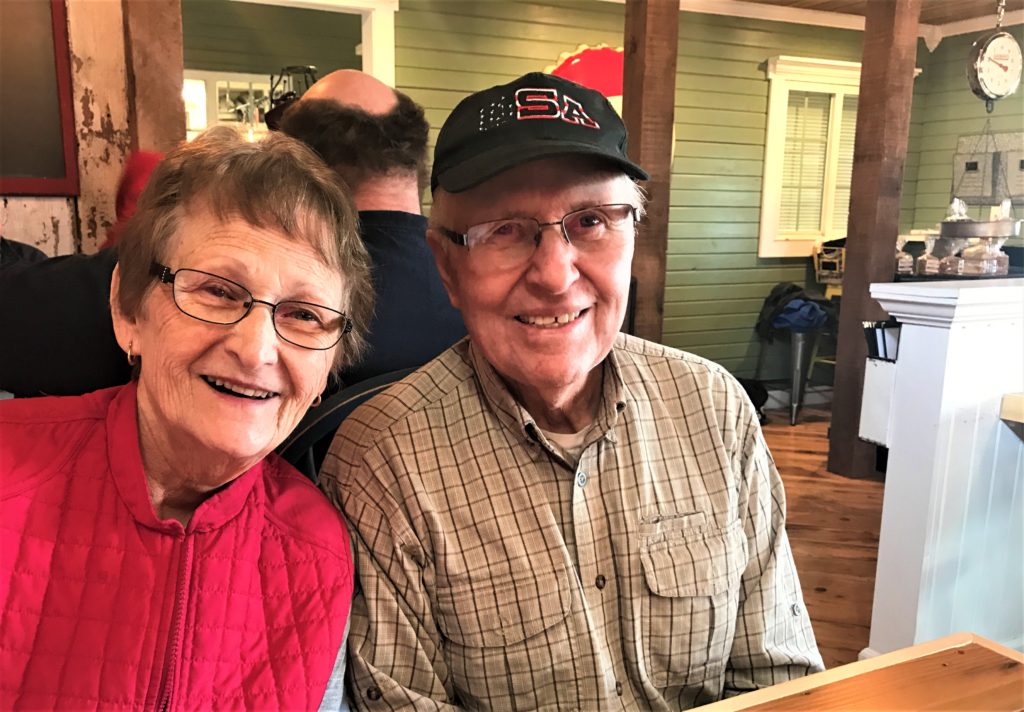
[
  {"xmin": 680, "ymin": 0, "xmax": 863, "ymax": 31},
  {"xmin": 766, "ymin": 55, "xmax": 861, "ymax": 86},
  {"xmin": 870, "ymin": 278, "xmax": 1024, "ymax": 328},
  {"xmin": 596, "ymin": 0, "xmax": 1024, "ymax": 51},
  {"xmin": 229, "ymin": 0, "xmax": 397, "ymax": 85},
  {"xmin": 941, "ymin": 10, "xmax": 1024, "ymax": 39},
  {"xmin": 360, "ymin": 5, "xmax": 396, "ymax": 87}
]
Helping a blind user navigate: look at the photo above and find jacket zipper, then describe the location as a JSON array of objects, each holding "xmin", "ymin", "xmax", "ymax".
[{"xmin": 157, "ymin": 533, "xmax": 195, "ymax": 712}]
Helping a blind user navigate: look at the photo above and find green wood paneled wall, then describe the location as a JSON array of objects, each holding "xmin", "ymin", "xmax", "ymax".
[
  {"xmin": 181, "ymin": 0, "xmax": 361, "ymax": 77},
  {"xmin": 665, "ymin": 12, "xmax": 864, "ymax": 376},
  {"xmin": 908, "ymin": 26, "xmax": 1024, "ymax": 232},
  {"xmin": 396, "ymin": 0, "xmax": 628, "ymax": 165}
]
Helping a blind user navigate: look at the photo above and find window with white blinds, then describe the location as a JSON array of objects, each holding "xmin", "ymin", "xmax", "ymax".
[
  {"xmin": 781, "ymin": 91, "xmax": 831, "ymax": 232},
  {"xmin": 831, "ymin": 94, "xmax": 858, "ymax": 234},
  {"xmin": 759, "ymin": 57, "xmax": 863, "ymax": 258}
]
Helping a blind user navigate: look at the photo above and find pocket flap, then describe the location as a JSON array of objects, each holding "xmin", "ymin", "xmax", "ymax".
[
  {"xmin": 435, "ymin": 568, "xmax": 572, "ymax": 648},
  {"xmin": 640, "ymin": 519, "xmax": 746, "ymax": 597}
]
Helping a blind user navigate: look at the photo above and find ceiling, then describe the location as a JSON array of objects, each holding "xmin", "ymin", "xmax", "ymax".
[{"xmin": 742, "ymin": 0, "xmax": 1024, "ymax": 26}]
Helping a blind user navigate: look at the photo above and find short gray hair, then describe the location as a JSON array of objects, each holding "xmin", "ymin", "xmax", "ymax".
[{"xmin": 116, "ymin": 126, "xmax": 374, "ymax": 373}]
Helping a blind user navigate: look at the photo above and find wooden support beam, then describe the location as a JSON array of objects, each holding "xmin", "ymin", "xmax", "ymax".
[
  {"xmin": 622, "ymin": 0, "xmax": 679, "ymax": 342},
  {"xmin": 828, "ymin": 0, "xmax": 921, "ymax": 478},
  {"xmin": 122, "ymin": 0, "xmax": 186, "ymax": 152}
]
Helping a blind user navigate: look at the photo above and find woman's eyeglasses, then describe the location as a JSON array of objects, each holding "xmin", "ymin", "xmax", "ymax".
[{"xmin": 151, "ymin": 262, "xmax": 351, "ymax": 351}]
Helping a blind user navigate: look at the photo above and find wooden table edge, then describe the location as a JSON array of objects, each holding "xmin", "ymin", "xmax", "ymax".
[{"xmin": 699, "ymin": 632, "xmax": 1024, "ymax": 711}]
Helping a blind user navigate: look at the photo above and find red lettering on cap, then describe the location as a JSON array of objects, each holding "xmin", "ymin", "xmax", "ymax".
[
  {"xmin": 514, "ymin": 88, "xmax": 599, "ymax": 129},
  {"xmin": 515, "ymin": 88, "xmax": 560, "ymax": 119},
  {"xmin": 561, "ymin": 95, "xmax": 599, "ymax": 129}
]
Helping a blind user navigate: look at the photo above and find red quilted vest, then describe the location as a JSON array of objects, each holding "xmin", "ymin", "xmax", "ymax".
[{"xmin": 0, "ymin": 384, "xmax": 352, "ymax": 710}]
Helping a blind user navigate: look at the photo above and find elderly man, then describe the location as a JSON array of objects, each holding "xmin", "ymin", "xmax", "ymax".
[
  {"xmin": 322, "ymin": 72, "xmax": 824, "ymax": 710},
  {"xmin": 280, "ymin": 70, "xmax": 465, "ymax": 383}
]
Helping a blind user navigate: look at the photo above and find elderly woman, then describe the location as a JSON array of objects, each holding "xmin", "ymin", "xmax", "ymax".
[{"xmin": 0, "ymin": 127, "xmax": 373, "ymax": 710}]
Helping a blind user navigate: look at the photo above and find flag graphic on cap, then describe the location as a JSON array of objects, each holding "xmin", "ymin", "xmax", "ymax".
[{"xmin": 479, "ymin": 98, "xmax": 516, "ymax": 132}]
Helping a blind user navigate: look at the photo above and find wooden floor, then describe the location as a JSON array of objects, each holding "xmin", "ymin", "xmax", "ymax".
[{"xmin": 762, "ymin": 407, "xmax": 885, "ymax": 669}]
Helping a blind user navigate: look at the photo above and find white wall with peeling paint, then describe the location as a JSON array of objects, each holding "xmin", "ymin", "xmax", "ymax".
[
  {"xmin": 1, "ymin": 198, "xmax": 77, "ymax": 257},
  {"xmin": 66, "ymin": 0, "xmax": 130, "ymax": 254}
]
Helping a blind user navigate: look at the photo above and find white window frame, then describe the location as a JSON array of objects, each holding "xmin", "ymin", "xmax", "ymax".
[
  {"xmin": 229, "ymin": 0, "xmax": 397, "ymax": 86},
  {"xmin": 758, "ymin": 56, "xmax": 862, "ymax": 258}
]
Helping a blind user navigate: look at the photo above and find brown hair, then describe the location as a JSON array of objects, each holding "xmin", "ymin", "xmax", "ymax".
[
  {"xmin": 279, "ymin": 92, "xmax": 429, "ymax": 193},
  {"xmin": 115, "ymin": 126, "xmax": 374, "ymax": 372}
]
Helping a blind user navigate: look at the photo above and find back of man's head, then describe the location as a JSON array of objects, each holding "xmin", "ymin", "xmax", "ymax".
[
  {"xmin": 279, "ymin": 70, "xmax": 429, "ymax": 194},
  {"xmin": 301, "ymin": 69, "xmax": 397, "ymax": 114}
]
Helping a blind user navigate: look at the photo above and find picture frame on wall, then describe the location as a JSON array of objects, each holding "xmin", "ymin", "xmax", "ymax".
[{"xmin": 0, "ymin": 0, "xmax": 79, "ymax": 196}]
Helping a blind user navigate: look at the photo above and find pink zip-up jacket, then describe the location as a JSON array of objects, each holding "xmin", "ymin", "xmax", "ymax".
[{"xmin": 0, "ymin": 383, "xmax": 352, "ymax": 710}]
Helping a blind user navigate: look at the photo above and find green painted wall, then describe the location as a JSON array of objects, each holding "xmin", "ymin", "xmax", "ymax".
[
  {"xmin": 907, "ymin": 25, "xmax": 1024, "ymax": 231},
  {"xmin": 664, "ymin": 13, "xmax": 864, "ymax": 377},
  {"xmin": 181, "ymin": 0, "xmax": 361, "ymax": 77},
  {"xmin": 396, "ymin": 0, "xmax": 627, "ymax": 171}
]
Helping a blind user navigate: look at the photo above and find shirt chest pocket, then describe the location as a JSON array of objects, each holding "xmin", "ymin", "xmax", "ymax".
[
  {"xmin": 434, "ymin": 567, "xmax": 575, "ymax": 708},
  {"xmin": 639, "ymin": 518, "xmax": 747, "ymax": 690}
]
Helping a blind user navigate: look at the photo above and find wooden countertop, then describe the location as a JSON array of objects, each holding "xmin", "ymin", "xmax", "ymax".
[
  {"xmin": 701, "ymin": 633, "xmax": 1024, "ymax": 711},
  {"xmin": 1001, "ymin": 393, "xmax": 1024, "ymax": 425}
]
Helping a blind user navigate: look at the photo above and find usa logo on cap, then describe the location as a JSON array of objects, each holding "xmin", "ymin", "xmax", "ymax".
[{"xmin": 478, "ymin": 88, "xmax": 599, "ymax": 131}]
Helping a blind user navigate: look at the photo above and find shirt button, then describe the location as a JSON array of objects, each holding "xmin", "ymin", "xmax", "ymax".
[
  {"xmin": 615, "ymin": 681, "xmax": 623, "ymax": 696},
  {"xmin": 366, "ymin": 687, "xmax": 382, "ymax": 701},
  {"xmin": 791, "ymin": 603, "xmax": 802, "ymax": 617},
  {"xmin": 576, "ymin": 471, "xmax": 588, "ymax": 488},
  {"xmin": 595, "ymin": 574, "xmax": 606, "ymax": 589}
]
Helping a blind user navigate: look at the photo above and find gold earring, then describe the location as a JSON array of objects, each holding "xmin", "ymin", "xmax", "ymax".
[
  {"xmin": 126, "ymin": 341, "xmax": 138, "ymax": 366},
  {"xmin": 311, "ymin": 394, "xmax": 322, "ymax": 408}
]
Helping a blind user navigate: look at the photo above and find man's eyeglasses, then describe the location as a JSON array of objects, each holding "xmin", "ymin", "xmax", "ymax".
[
  {"xmin": 151, "ymin": 262, "xmax": 352, "ymax": 351},
  {"xmin": 436, "ymin": 203, "xmax": 639, "ymax": 270}
]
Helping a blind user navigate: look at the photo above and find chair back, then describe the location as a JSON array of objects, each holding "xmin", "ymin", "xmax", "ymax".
[{"xmin": 277, "ymin": 367, "xmax": 415, "ymax": 483}]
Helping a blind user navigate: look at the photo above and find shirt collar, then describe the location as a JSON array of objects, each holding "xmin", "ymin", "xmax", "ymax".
[
  {"xmin": 466, "ymin": 337, "xmax": 628, "ymax": 448},
  {"xmin": 106, "ymin": 381, "xmax": 264, "ymax": 534}
]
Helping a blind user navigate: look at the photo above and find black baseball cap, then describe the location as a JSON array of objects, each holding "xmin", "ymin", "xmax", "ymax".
[{"xmin": 431, "ymin": 72, "xmax": 648, "ymax": 193}]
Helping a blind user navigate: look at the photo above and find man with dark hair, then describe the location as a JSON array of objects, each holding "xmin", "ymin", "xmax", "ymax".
[
  {"xmin": 280, "ymin": 88, "xmax": 429, "ymax": 198},
  {"xmin": 280, "ymin": 70, "xmax": 465, "ymax": 383}
]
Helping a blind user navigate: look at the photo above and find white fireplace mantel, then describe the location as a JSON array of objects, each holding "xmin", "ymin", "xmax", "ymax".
[
  {"xmin": 862, "ymin": 278, "xmax": 1024, "ymax": 658},
  {"xmin": 870, "ymin": 279, "xmax": 1024, "ymax": 327}
]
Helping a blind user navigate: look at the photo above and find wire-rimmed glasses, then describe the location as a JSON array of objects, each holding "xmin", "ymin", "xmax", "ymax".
[
  {"xmin": 151, "ymin": 262, "xmax": 351, "ymax": 351},
  {"xmin": 435, "ymin": 203, "xmax": 639, "ymax": 270}
]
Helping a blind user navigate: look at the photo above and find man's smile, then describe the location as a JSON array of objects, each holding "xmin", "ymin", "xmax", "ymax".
[{"xmin": 514, "ymin": 308, "xmax": 587, "ymax": 327}]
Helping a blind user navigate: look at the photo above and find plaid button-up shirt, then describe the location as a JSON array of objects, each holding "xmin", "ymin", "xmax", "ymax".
[{"xmin": 321, "ymin": 334, "xmax": 823, "ymax": 711}]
